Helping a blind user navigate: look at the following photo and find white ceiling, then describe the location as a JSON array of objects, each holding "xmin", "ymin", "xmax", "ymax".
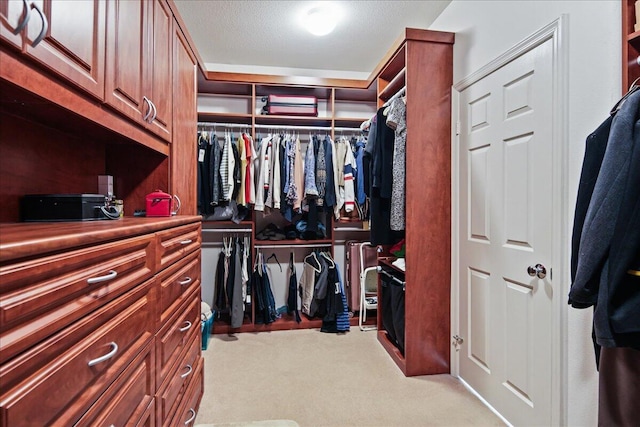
[{"xmin": 173, "ymin": 0, "xmax": 451, "ymax": 80}]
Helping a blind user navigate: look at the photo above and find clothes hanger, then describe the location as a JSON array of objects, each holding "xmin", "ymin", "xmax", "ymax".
[
  {"xmin": 266, "ymin": 253, "xmax": 282, "ymax": 272},
  {"xmin": 304, "ymin": 252, "xmax": 321, "ymax": 273},
  {"xmin": 320, "ymin": 251, "xmax": 335, "ymax": 268}
]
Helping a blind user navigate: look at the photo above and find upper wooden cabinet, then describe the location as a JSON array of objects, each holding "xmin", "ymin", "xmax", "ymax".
[
  {"xmin": 171, "ymin": 23, "xmax": 197, "ymax": 215},
  {"xmin": 105, "ymin": 0, "xmax": 172, "ymax": 142},
  {"xmin": 0, "ymin": 0, "xmax": 105, "ymax": 99}
]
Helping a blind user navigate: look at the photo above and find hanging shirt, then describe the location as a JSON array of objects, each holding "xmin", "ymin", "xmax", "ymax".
[
  {"xmin": 343, "ymin": 145, "xmax": 357, "ymax": 212},
  {"xmin": 293, "ymin": 137, "xmax": 305, "ymax": 211},
  {"xmin": 304, "ymin": 136, "xmax": 318, "ymax": 197},
  {"xmin": 237, "ymin": 134, "xmax": 247, "ymax": 206},
  {"xmin": 254, "ymin": 136, "xmax": 271, "ymax": 211},
  {"xmin": 387, "ymin": 97, "xmax": 407, "ymax": 231}
]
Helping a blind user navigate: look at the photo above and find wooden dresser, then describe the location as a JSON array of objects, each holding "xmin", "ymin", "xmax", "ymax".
[{"xmin": 0, "ymin": 216, "xmax": 203, "ymax": 426}]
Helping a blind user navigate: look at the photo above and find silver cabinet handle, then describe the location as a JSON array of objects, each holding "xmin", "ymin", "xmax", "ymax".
[
  {"xmin": 179, "ymin": 321, "xmax": 192, "ymax": 332},
  {"xmin": 30, "ymin": 2, "xmax": 47, "ymax": 47},
  {"xmin": 148, "ymin": 99, "xmax": 157, "ymax": 123},
  {"xmin": 180, "ymin": 364, "xmax": 193, "ymax": 379},
  {"xmin": 178, "ymin": 277, "xmax": 192, "ymax": 286},
  {"xmin": 142, "ymin": 96, "xmax": 152, "ymax": 121},
  {"xmin": 180, "ymin": 239, "xmax": 193, "ymax": 245},
  {"xmin": 184, "ymin": 409, "xmax": 196, "ymax": 425},
  {"xmin": 87, "ymin": 270, "xmax": 117, "ymax": 285},
  {"xmin": 88, "ymin": 342, "xmax": 118, "ymax": 367},
  {"xmin": 12, "ymin": 0, "xmax": 31, "ymax": 35}
]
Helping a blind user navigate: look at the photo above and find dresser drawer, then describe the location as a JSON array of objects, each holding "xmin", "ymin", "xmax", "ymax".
[
  {"xmin": 158, "ymin": 333, "xmax": 202, "ymax": 427},
  {"xmin": 169, "ymin": 355, "xmax": 204, "ymax": 427},
  {"xmin": 75, "ymin": 339, "xmax": 155, "ymax": 427},
  {"xmin": 155, "ymin": 292, "xmax": 200, "ymax": 387},
  {"xmin": 0, "ymin": 234, "xmax": 155, "ymax": 364},
  {"xmin": 0, "ymin": 280, "xmax": 154, "ymax": 427},
  {"xmin": 155, "ymin": 222, "xmax": 201, "ymax": 271},
  {"xmin": 157, "ymin": 249, "xmax": 200, "ymax": 326}
]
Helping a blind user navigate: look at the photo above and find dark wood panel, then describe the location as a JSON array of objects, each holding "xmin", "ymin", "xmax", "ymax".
[
  {"xmin": 106, "ymin": 143, "xmax": 169, "ymax": 216},
  {"xmin": 0, "ymin": 112, "xmax": 105, "ymax": 223}
]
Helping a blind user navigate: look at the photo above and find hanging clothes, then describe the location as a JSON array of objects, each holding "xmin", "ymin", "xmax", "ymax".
[
  {"xmin": 197, "ymin": 131, "xmax": 213, "ymax": 215},
  {"xmin": 287, "ymin": 252, "xmax": 301, "ymax": 323},
  {"xmin": 299, "ymin": 252, "xmax": 320, "ymax": 315},
  {"xmin": 213, "ymin": 251, "xmax": 227, "ymax": 313},
  {"xmin": 253, "ymin": 252, "xmax": 277, "ymax": 324},
  {"xmin": 254, "ymin": 136, "xmax": 271, "ymax": 211},
  {"xmin": 387, "ymin": 97, "xmax": 407, "ymax": 231}
]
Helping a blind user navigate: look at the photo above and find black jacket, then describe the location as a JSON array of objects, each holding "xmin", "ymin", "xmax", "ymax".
[{"xmin": 569, "ymin": 90, "xmax": 640, "ymax": 350}]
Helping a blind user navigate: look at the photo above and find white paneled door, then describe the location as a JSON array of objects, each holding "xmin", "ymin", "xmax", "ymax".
[{"xmin": 457, "ymin": 37, "xmax": 555, "ymax": 426}]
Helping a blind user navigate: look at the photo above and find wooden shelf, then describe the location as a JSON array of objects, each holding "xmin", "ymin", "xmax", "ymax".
[
  {"xmin": 379, "ymin": 67, "xmax": 406, "ymax": 102},
  {"xmin": 197, "ymin": 112, "xmax": 252, "ymax": 124},
  {"xmin": 254, "ymin": 238, "xmax": 333, "ymax": 247},
  {"xmin": 255, "ymin": 114, "xmax": 332, "ymax": 128}
]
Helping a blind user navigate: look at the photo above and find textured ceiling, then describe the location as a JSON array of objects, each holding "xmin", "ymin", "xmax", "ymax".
[{"xmin": 173, "ymin": 0, "xmax": 451, "ymax": 79}]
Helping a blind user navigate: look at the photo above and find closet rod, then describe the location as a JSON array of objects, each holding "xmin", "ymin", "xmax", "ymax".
[
  {"xmin": 202, "ymin": 228, "xmax": 252, "ymax": 233},
  {"xmin": 201, "ymin": 242, "xmax": 224, "ymax": 247},
  {"xmin": 197, "ymin": 122, "xmax": 251, "ymax": 128},
  {"xmin": 255, "ymin": 243, "xmax": 332, "ymax": 249},
  {"xmin": 333, "ymin": 126, "xmax": 364, "ymax": 131},
  {"xmin": 254, "ymin": 124, "xmax": 332, "ymax": 131},
  {"xmin": 377, "ymin": 266, "xmax": 406, "ymax": 287},
  {"xmin": 383, "ymin": 85, "xmax": 406, "ymax": 107}
]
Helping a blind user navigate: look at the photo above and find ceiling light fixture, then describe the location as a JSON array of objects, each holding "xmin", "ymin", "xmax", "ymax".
[{"xmin": 302, "ymin": 3, "xmax": 340, "ymax": 36}]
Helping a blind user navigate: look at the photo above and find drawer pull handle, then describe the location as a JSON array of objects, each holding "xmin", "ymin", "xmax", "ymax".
[
  {"xmin": 179, "ymin": 321, "xmax": 192, "ymax": 332},
  {"xmin": 87, "ymin": 270, "xmax": 118, "ymax": 285},
  {"xmin": 178, "ymin": 277, "xmax": 192, "ymax": 286},
  {"xmin": 180, "ymin": 364, "xmax": 193, "ymax": 379},
  {"xmin": 88, "ymin": 342, "xmax": 118, "ymax": 367},
  {"xmin": 184, "ymin": 409, "xmax": 196, "ymax": 425},
  {"xmin": 180, "ymin": 239, "xmax": 193, "ymax": 245}
]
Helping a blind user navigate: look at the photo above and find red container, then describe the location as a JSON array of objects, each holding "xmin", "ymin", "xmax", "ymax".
[{"xmin": 146, "ymin": 190, "xmax": 177, "ymax": 217}]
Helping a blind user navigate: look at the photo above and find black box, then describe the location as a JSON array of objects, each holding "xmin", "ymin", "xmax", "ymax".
[{"xmin": 21, "ymin": 194, "xmax": 109, "ymax": 222}]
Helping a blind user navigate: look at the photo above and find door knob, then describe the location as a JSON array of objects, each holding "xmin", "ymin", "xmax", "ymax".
[{"xmin": 527, "ymin": 264, "xmax": 547, "ymax": 279}]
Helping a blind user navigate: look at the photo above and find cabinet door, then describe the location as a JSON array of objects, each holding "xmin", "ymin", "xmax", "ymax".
[
  {"xmin": 22, "ymin": 0, "xmax": 105, "ymax": 99},
  {"xmin": 0, "ymin": 0, "xmax": 27, "ymax": 49},
  {"xmin": 105, "ymin": 0, "xmax": 150, "ymax": 126},
  {"xmin": 171, "ymin": 24, "xmax": 197, "ymax": 215},
  {"xmin": 146, "ymin": 0, "xmax": 172, "ymax": 141}
]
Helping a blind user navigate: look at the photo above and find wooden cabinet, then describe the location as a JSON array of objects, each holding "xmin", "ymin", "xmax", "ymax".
[
  {"xmin": 171, "ymin": 22, "xmax": 198, "ymax": 215},
  {"xmin": 0, "ymin": 0, "xmax": 105, "ymax": 99},
  {"xmin": 623, "ymin": 0, "xmax": 640, "ymax": 91},
  {"xmin": 0, "ymin": 217, "xmax": 203, "ymax": 426},
  {"xmin": 373, "ymin": 29, "xmax": 454, "ymax": 377},
  {"xmin": 105, "ymin": 0, "xmax": 172, "ymax": 142}
]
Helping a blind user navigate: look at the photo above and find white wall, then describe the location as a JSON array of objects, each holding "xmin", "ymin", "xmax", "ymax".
[{"xmin": 430, "ymin": 1, "xmax": 620, "ymax": 425}]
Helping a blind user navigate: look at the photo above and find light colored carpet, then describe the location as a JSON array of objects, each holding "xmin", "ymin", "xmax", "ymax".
[
  {"xmin": 195, "ymin": 421, "xmax": 299, "ymax": 427},
  {"xmin": 195, "ymin": 328, "xmax": 504, "ymax": 427}
]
